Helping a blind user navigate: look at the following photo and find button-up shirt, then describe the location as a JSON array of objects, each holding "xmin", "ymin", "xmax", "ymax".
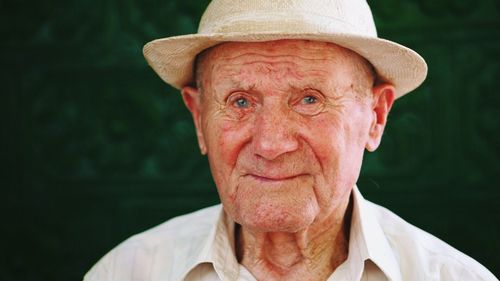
[{"xmin": 84, "ymin": 186, "xmax": 497, "ymax": 281}]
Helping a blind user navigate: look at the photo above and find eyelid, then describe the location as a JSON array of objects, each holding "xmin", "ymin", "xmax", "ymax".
[
  {"xmin": 294, "ymin": 89, "xmax": 325, "ymax": 103},
  {"xmin": 225, "ymin": 91, "xmax": 247, "ymax": 102},
  {"xmin": 226, "ymin": 91, "xmax": 258, "ymax": 107},
  {"xmin": 304, "ymin": 88, "xmax": 323, "ymax": 96},
  {"xmin": 290, "ymin": 88, "xmax": 326, "ymax": 116}
]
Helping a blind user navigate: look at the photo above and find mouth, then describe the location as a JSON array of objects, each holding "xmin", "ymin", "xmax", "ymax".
[{"xmin": 247, "ymin": 173, "xmax": 305, "ymax": 182}]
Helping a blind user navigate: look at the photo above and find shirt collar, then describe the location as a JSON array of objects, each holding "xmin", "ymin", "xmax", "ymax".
[
  {"xmin": 176, "ymin": 205, "xmax": 240, "ymax": 281},
  {"xmin": 177, "ymin": 185, "xmax": 402, "ymax": 281},
  {"xmin": 347, "ymin": 185, "xmax": 402, "ymax": 281}
]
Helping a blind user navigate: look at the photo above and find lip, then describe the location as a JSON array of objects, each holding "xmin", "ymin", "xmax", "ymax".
[{"xmin": 247, "ymin": 173, "xmax": 305, "ymax": 182}]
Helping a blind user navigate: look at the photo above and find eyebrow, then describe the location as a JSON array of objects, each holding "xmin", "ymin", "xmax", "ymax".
[
  {"xmin": 225, "ymin": 78, "xmax": 256, "ymax": 92},
  {"xmin": 221, "ymin": 78, "xmax": 335, "ymax": 94}
]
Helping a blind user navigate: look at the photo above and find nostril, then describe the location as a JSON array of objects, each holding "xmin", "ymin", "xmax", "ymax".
[{"xmin": 252, "ymin": 128, "xmax": 299, "ymax": 160}]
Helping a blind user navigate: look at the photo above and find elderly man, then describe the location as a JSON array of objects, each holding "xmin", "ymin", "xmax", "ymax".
[{"xmin": 85, "ymin": 0, "xmax": 497, "ymax": 280}]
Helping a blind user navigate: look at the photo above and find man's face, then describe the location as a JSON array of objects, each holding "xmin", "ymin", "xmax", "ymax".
[{"xmin": 183, "ymin": 40, "xmax": 393, "ymax": 233}]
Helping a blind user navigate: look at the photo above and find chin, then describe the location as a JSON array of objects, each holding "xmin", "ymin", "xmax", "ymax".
[{"xmin": 236, "ymin": 201, "xmax": 317, "ymax": 233}]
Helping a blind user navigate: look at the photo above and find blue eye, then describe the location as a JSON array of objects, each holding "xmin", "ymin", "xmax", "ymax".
[
  {"xmin": 235, "ymin": 97, "xmax": 249, "ymax": 108},
  {"xmin": 292, "ymin": 91, "xmax": 324, "ymax": 116},
  {"xmin": 303, "ymin": 96, "xmax": 317, "ymax": 104}
]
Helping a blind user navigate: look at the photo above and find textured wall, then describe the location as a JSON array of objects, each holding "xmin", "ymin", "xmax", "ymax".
[{"xmin": 1, "ymin": 0, "xmax": 499, "ymax": 280}]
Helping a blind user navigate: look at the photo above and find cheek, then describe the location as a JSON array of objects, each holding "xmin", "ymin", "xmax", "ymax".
[
  {"xmin": 206, "ymin": 119, "xmax": 252, "ymax": 166},
  {"xmin": 204, "ymin": 118, "xmax": 253, "ymax": 197},
  {"xmin": 314, "ymin": 105, "xmax": 371, "ymax": 155},
  {"xmin": 306, "ymin": 116, "xmax": 345, "ymax": 163},
  {"xmin": 303, "ymin": 111, "xmax": 369, "ymax": 190}
]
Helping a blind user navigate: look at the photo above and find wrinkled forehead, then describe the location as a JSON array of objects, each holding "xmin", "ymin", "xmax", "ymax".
[
  {"xmin": 194, "ymin": 39, "xmax": 375, "ymax": 91},
  {"xmin": 201, "ymin": 39, "xmax": 365, "ymax": 67}
]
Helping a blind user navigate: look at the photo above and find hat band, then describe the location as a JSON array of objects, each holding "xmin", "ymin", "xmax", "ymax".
[{"xmin": 198, "ymin": 11, "xmax": 377, "ymax": 37}]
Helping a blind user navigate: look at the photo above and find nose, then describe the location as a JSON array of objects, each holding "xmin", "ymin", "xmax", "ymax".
[{"xmin": 252, "ymin": 105, "xmax": 299, "ymax": 160}]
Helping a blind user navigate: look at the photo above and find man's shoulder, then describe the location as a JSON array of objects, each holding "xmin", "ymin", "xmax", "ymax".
[
  {"xmin": 84, "ymin": 204, "xmax": 222, "ymax": 281},
  {"xmin": 122, "ymin": 204, "xmax": 221, "ymax": 248},
  {"xmin": 366, "ymin": 201, "xmax": 497, "ymax": 281},
  {"xmin": 136, "ymin": 204, "xmax": 222, "ymax": 239}
]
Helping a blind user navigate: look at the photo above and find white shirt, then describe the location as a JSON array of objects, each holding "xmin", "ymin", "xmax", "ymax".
[{"xmin": 84, "ymin": 187, "xmax": 497, "ymax": 281}]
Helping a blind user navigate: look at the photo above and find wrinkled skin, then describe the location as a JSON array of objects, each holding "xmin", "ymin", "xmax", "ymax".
[{"xmin": 182, "ymin": 40, "xmax": 395, "ymax": 280}]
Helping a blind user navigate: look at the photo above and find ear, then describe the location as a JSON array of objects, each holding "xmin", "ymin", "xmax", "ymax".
[
  {"xmin": 365, "ymin": 83, "xmax": 396, "ymax": 152},
  {"xmin": 181, "ymin": 86, "xmax": 207, "ymax": 155}
]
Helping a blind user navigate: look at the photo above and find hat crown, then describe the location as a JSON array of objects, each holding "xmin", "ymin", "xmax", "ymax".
[{"xmin": 198, "ymin": 0, "xmax": 377, "ymax": 37}]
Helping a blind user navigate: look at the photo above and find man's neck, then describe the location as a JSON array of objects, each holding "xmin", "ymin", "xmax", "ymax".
[{"xmin": 235, "ymin": 198, "xmax": 352, "ymax": 281}]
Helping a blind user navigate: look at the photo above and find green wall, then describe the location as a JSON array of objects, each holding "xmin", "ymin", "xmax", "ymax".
[{"xmin": 1, "ymin": 0, "xmax": 499, "ymax": 280}]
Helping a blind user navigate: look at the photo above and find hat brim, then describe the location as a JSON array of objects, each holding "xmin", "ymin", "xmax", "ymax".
[{"xmin": 143, "ymin": 32, "xmax": 427, "ymax": 99}]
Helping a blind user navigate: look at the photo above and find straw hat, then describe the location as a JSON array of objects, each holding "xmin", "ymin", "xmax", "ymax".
[{"xmin": 143, "ymin": 0, "xmax": 427, "ymax": 99}]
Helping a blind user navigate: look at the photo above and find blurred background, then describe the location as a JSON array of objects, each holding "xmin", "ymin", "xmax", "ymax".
[{"xmin": 1, "ymin": 0, "xmax": 499, "ymax": 280}]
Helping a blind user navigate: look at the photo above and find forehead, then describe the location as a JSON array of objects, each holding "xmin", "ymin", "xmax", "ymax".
[
  {"xmin": 197, "ymin": 40, "xmax": 368, "ymax": 88},
  {"xmin": 205, "ymin": 39, "xmax": 354, "ymax": 59}
]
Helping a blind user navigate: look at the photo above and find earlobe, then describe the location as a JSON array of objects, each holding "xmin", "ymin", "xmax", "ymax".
[
  {"xmin": 181, "ymin": 86, "xmax": 207, "ymax": 155},
  {"xmin": 365, "ymin": 83, "xmax": 395, "ymax": 152}
]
